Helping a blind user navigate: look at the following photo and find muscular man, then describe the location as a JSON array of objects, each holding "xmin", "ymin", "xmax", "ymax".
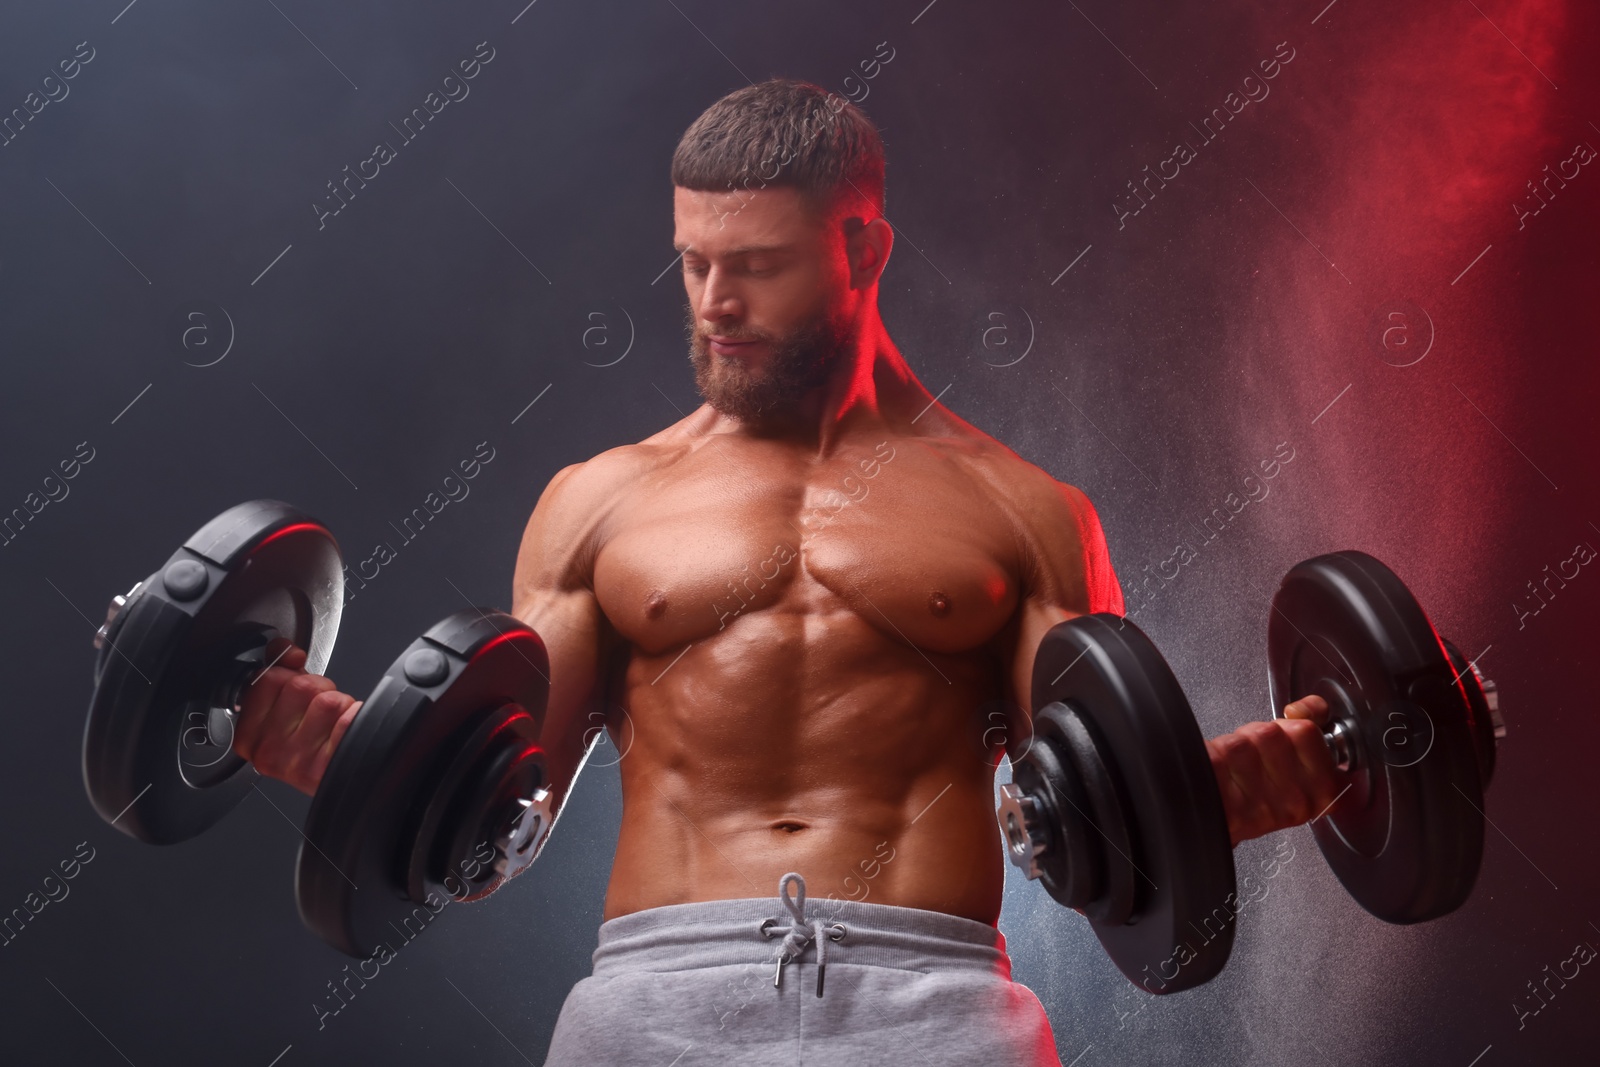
[{"xmin": 234, "ymin": 79, "xmax": 1341, "ymax": 1066}]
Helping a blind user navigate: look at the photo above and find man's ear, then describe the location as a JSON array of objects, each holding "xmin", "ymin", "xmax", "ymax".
[{"xmin": 846, "ymin": 216, "xmax": 893, "ymax": 289}]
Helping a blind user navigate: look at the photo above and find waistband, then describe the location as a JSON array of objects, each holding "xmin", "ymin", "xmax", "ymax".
[{"xmin": 592, "ymin": 873, "xmax": 1012, "ymax": 996}]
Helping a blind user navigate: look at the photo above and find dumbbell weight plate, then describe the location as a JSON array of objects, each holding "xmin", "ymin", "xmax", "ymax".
[
  {"xmin": 1008, "ymin": 714, "xmax": 1101, "ymax": 910},
  {"xmin": 1267, "ymin": 550, "xmax": 1486, "ymax": 923},
  {"xmin": 297, "ymin": 608, "xmax": 550, "ymax": 958},
  {"xmin": 1029, "ymin": 614, "xmax": 1237, "ymax": 994},
  {"xmin": 405, "ymin": 700, "xmax": 548, "ymax": 905},
  {"xmin": 82, "ymin": 500, "xmax": 343, "ymax": 844}
]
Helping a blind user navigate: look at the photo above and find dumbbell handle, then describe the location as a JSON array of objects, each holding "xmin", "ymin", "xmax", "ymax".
[
  {"xmin": 93, "ymin": 580, "xmax": 144, "ymax": 651},
  {"xmin": 1472, "ymin": 672, "xmax": 1505, "ymax": 738},
  {"xmin": 1321, "ymin": 718, "xmax": 1359, "ymax": 773},
  {"xmin": 1310, "ymin": 661, "xmax": 1503, "ymax": 774}
]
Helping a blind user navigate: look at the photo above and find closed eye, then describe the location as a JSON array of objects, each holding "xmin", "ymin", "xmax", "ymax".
[{"xmin": 682, "ymin": 263, "xmax": 779, "ymax": 277}]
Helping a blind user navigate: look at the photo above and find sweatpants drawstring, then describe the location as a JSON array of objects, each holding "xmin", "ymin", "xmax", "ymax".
[{"xmin": 758, "ymin": 872, "xmax": 848, "ymax": 997}]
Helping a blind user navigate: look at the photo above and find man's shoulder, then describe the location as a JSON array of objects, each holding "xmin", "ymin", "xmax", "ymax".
[
  {"xmin": 521, "ymin": 440, "xmax": 674, "ymax": 552},
  {"xmin": 514, "ymin": 439, "xmax": 687, "ymax": 608},
  {"xmin": 542, "ymin": 424, "xmax": 703, "ymax": 510},
  {"xmin": 914, "ymin": 424, "xmax": 1093, "ymax": 525},
  {"xmin": 563, "ymin": 406, "xmax": 713, "ymax": 485},
  {"xmin": 547, "ymin": 441, "xmax": 666, "ymax": 501}
]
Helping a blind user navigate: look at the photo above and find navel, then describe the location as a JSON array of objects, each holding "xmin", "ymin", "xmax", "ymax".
[{"xmin": 928, "ymin": 591, "xmax": 952, "ymax": 617}]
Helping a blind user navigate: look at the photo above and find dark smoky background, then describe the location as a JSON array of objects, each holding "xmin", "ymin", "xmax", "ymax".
[{"xmin": 0, "ymin": 0, "xmax": 1594, "ymax": 1063}]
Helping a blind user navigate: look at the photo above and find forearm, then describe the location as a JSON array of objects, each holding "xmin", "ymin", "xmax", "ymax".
[{"xmin": 1207, "ymin": 696, "xmax": 1340, "ymax": 847}]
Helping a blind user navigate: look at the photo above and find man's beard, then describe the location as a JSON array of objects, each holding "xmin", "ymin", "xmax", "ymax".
[{"xmin": 685, "ymin": 303, "xmax": 853, "ymax": 424}]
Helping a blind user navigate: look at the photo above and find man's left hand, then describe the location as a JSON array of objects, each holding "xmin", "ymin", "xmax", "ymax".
[{"xmin": 1206, "ymin": 695, "xmax": 1344, "ymax": 847}]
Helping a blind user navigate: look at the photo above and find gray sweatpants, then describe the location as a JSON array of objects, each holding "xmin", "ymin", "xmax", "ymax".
[{"xmin": 543, "ymin": 873, "xmax": 1063, "ymax": 1066}]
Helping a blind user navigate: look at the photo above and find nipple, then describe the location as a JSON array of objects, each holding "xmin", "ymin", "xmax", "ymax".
[{"xmin": 928, "ymin": 591, "xmax": 952, "ymax": 617}]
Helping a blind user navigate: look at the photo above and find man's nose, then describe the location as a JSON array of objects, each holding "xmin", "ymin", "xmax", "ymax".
[{"xmin": 697, "ymin": 267, "xmax": 743, "ymax": 319}]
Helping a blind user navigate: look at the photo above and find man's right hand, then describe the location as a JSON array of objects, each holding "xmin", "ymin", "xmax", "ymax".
[{"xmin": 232, "ymin": 637, "xmax": 363, "ymax": 798}]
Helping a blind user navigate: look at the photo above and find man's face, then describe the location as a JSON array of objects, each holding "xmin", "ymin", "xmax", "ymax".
[{"xmin": 674, "ymin": 185, "xmax": 855, "ymax": 424}]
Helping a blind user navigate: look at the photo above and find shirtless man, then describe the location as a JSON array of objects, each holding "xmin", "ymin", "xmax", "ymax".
[{"xmin": 233, "ymin": 79, "xmax": 1341, "ymax": 1066}]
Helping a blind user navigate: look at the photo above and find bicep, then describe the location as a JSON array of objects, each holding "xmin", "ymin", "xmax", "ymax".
[
  {"xmin": 1003, "ymin": 595, "xmax": 1077, "ymax": 755},
  {"xmin": 1002, "ymin": 482, "xmax": 1125, "ymax": 743},
  {"xmin": 510, "ymin": 464, "xmax": 614, "ymax": 803},
  {"xmin": 514, "ymin": 584, "xmax": 610, "ymax": 786}
]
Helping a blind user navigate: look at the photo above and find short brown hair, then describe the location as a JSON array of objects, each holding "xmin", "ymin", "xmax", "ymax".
[{"xmin": 670, "ymin": 78, "xmax": 886, "ymax": 222}]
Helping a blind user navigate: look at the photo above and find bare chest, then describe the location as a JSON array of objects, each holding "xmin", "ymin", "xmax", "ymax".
[{"xmin": 593, "ymin": 439, "xmax": 1020, "ymax": 657}]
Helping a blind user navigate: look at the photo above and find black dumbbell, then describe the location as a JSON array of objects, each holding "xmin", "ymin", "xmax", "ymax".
[
  {"xmin": 83, "ymin": 499, "xmax": 555, "ymax": 956},
  {"xmin": 85, "ymin": 500, "xmax": 345, "ymax": 843},
  {"xmin": 298, "ymin": 608, "xmax": 554, "ymax": 957},
  {"xmin": 996, "ymin": 550, "xmax": 1504, "ymax": 994},
  {"xmin": 1266, "ymin": 550, "xmax": 1504, "ymax": 924}
]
